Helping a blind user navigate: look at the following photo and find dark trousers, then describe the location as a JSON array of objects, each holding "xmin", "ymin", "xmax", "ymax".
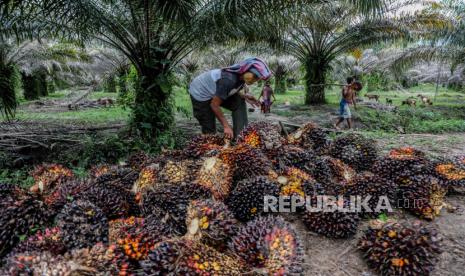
[{"xmin": 191, "ymin": 94, "xmax": 248, "ymax": 138}]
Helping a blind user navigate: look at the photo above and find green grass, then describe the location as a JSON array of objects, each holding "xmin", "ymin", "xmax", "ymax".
[{"xmin": 13, "ymin": 106, "xmax": 130, "ymax": 124}]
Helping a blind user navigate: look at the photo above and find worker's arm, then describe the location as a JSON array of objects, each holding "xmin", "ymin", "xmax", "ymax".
[{"xmin": 210, "ymin": 96, "xmax": 233, "ymax": 138}]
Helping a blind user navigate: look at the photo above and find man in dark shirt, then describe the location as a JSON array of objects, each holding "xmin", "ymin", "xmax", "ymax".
[{"xmin": 189, "ymin": 58, "xmax": 272, "ymax": 139}]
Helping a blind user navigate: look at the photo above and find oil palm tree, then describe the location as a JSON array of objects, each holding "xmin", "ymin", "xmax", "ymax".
[{"xmin": 269, "ymin": 56, "xmax": 299, "ymax": 94}]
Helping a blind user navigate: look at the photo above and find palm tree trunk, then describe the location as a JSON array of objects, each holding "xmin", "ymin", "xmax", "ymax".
[
  {"xmin": 274, "ymin": 74, "xmax": 287, "ymax": 94},
  {"xmin": 304, "ymin": 59, "xmax": 327, "ymax": 105},
  {"xmin": 132, "ymin": 68, "xmax": 174, "ymax": 140},
  {"xmin": 36, "ymin": 72, "xmax": 48, "ymax": 97},
  {"xmin": 118, "ymin": 69, "xmax": 128, "ymax": 96},
  {"xmin": 21, "ymin": 73, "xmax": 39, "ymax": 100},
  {"xmin": 0, "ymin": 63, "xmax": 17, "ymax": 118},
  {"xmin": 105, "ymin": 75, "xmax": 117, "ymax": 93}
]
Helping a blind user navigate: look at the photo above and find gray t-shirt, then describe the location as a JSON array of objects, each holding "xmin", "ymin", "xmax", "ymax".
[{"xmin": 189, "ymin": 69, "xmax": 244, "ymax": 101}]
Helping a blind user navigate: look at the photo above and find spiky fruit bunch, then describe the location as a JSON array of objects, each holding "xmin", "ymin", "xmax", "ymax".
[
  {"xmin": 11, "ymin": 227, "xmax": 66, "ymax": 256},
  {"xmin": 56, "ymin": 200, "xmax": 109, "ymax": 249},
  {"xmin": 287, "ymin": 122, "xmax": 330, "ymax": 154},
  {"xmin": 358, "ymin": 221, "xmax": 442, "ymax": 276},
  {"xmin": 433, "ymin": 162, "xmax": 465, "ymax": 192},
  {"xmin": 89, "ymin": 164, "xmax": 113, "ymax": 178},
  {"xmin": 43, "ymin": 180, "xmax": 90, "ymax": 213},
  {"xmin": 345, "ymin": 175, "xmax": 397, "ymax": 218},
  {"xmin": 237, "ymin": 121, "xmax": 284, "ymax": 151},
  {"xmin": 219, "ymin": 143, "xmax": 274, "ymax": 182},
  {"xmin": 133, "ymin": 164, "xmax": 159, "ymax": 195},
  {"xmin": 159, "ymin": 159, "xmax": 200, "ymax": 184},
  {"xmin": 389, "ymin": 146, "xmax": 426, "ymax": 159},
  {"xmin": 67, "ymin": 243, "xmax": 135, "ymax": 275},
  {"xmin": 273, "ymin": 167, "xmax": 314, "ymax": 197},
  {"xmin": 196, "ymin": 156, "xmax": 234, "ymax": 200},
  {"xmin": 77, "ymin": 181, "xmax": 135, "ymax": 219},
  {"xmin": 271, "ymin": 145, "xmax": 315, "ymax": 172},
  {"xmin": 329, "ymin": 133, "xmax": 378, "ymax": 172},
  {"xmin": 302, "ymin": 199, "xmax": 360, "ymax": 238},
  {"xmin": 185, "ymin": 199, "xmax": 238, "ymax": 248},
  {"xmin": 398, "ymin": 175, "xmax": 447, "ymax": 220},
  {"xmin": 1, "ymin": 193, "xmax": 52, "ymax": 258},
  {"xmin": 372, "ymin": 155, "xmax": 432, "ymax": 184},
  {"xmin": 109, "ymin": 217, "xmax": 145, "ymax": 243},
  {"xmin": 1, "ymin": 251, "xmax": 79, "ymax": 275},
  {"xmin": 142, "ymin": 238, "xmax": 245, "ymax": 275},
  {"xmin": 93, "ymin": 167, "xmax": 139, "ymax": 191},
  {"xmin": 184, "ymin": 134, "xmax": 226, "ymax": 158},
  {"xmin": 30, "ymin": 164, "xmax": 74, "ymax": 195},
  {"xmin": 229, "ymin": 216, "xmax": 304, "ymax": 275},
  {"xmin": 128, "ymin": 151, "xmax": 152, "ymax": 171},
  {"xmin": 226, "ymin": 176, "xmax": 280, "ymax": 222},
  {"xmin": 140, "ymin": 183, "xmax": 211, "ymax": 235}
]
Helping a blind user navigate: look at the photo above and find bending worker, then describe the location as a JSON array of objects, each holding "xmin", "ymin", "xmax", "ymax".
[{"xmin": 189, "ymin": 57, "xmax": 272, "ymax": 139}]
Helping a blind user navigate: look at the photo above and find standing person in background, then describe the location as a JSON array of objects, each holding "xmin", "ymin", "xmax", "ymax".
[
  {"xmin": 259, "ymin": 81, "xmax": 276, "ymax": 114},
  {"xmin": 334, "ymin": 77, "xmax": 357, "ymax": 130},
  {"xmin": 189, "ymin": 58, "xmax": 272, "ymax": 139}
]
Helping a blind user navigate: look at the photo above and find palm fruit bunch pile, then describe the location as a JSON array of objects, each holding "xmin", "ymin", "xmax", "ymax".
[
  {"xmin": 183, "ymin": 134, "xmax": 226, "ymax": 158},
  {"xmin": 56, "ymin": 199, "xmax": 109, "ymax": 249},
  {"xmin": 226, "ymin": 176, "xmax": 280, "ymax": 222},
  {"xmin": 1, "ymin": 251, "xmax": 81, "ymax": 275},
  {"xmin": 302, "ymin": 198, "xmax": 360, "ymax": 238},
  {"xmin": 9, "ymin": 227, "xmax": 67, "ymax": 256},
  {"xmin": 185, "ymin": 199, "xmax": 238, "ymax": 248},
  {"xmin": 219, "ymin": 143, "xmax": 274, "ymax": 182},
  {"xmin": 345, "ymin": 174, "xmax": 397, "ymax": 218},
  {"xmin": 92, "ymin": 166, "xmax": 139, "ymax": 191},
  {"xmin": 140, "ymin": 183, "xmax": 212, "ymax": 235},
  {"xmin": 229, "ymin": 215, "xmax": 304, "ymax": 275},
  {"xmin": 42, "ymin": 179, "xmax": 89, "ymax": 213},
  {"xmin": 287, "ymin": 122, "xmax": 330, "ymax": 154},
  {"xmin": 0, "ymin": 184, "xmax": 52, "ymax": 258},
  {"xmin": 329, "ymin": 133, "xmax": 378, "ymax": 172},
  {"xmin": 109, "ymin": 217, "xmax": 145, "ymax": 243},
  {"xmin": 29, "ymin": 163, "xmax": 74, "ymax": 195},
  {"xmin": 142, "ymin": 238, "xmax": 245, "ymax": 275},
  {"xmin": 358, "ymin": 221, "xmax": 442, "ymax": 275},
  {"xmin": 237, "ymin": 121, "xmax": 284, "ymax": 152},
  {"xmin": 195, "ymin": 156, "xmax": 234, "ymax": 200},
  {"xmin": 127, "ymin": 151, "xmax": 152, "ymax": 171}
]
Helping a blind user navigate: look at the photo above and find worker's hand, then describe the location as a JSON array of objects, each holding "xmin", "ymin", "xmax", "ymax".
[{"xmin": 223, "ymin": 125, "xmax": 234, "ymax": 139}]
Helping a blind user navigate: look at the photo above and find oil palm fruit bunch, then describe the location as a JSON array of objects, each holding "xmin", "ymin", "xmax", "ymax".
[
  {"xmin": 144, "ymin": 206, "xmax": 186, "ymax": 237},
  {"xmin": 196, "ymin": 156, "xmax": 234, "ymax": 200},
  {"xmin": 274, "ymin": 167, "xmax": 314, "ymax": 198},
  {"xmin": 56, "ymin": 200, "xmax": 109, "ymax": 249},
  {"xmin": 372, "ymin": 147, "xmax": 431, "ymax": 183},
  {"xmin": 397, "ymin": 174, "xmax": 447, "ymax": 220},
  {"xmin": 229, "ymin": 215, "xmax": 304, "ymax": 275},
  {"xmin": 345, "ymin": 174, "xmax": 397, "ymax": 218},
  {"xmin": 219, "ymin": 143, "xmax": 274, "ymax": 183},
  {"xmin": 272, "ymin": 145, "xmax": 315, "ymax": 172},
  {"xmin": 43, "ymin": 180, "xmax": 90, "ymax": 214},
  {"xmin": 142, "ymin": 238, "xmax": 245, "ymax": 275},
  {"xmin": 30, "ymin": 164, "xmax": 74, "ymax": 195},
  {"xmin": 1, "ymin": 251, "xmax": 83, "ymax": 275},
  {"xmin": 358, "ymin": 221, "xmax": 442, "ymax": 276},
  {"xmin": 133, "ymin": 164, "xmax": 159, "ymax": 195},
  {"xmin": 140, "ymin": 183, "xmax": 211, "ymax": 235},
  {"xmin": 158, "ymin": 159, "xmax": 200, "ymax": 184},
  {"xmin": 184, "ymin": 134, "xmax": 226, "ymax": 158},
  {"xmin": 304, "ymin": 156, "xmax": 356, "ymax": 194},
  {"xmin": 128, "ymin": 151, "xmax": 152, "ymax": 171},
  {"xmin": 109, "ymin": 217, "xmax": 145, "ymax": 243},
  {"xmin": 67, "ymin": 243, "xmax": 135, "ymax": 275},
  {"xmin": 287, "ymin": 122, "xmax": 330, "ymax": 154},
  {"xmin": 1, "ymin": 192, "xmax": 52, "ymax": 258},
  {"xmin": 226, "ymin": 176, "xmax": 280, "ymax": 222},
  {"xmin": 185, "ymin": 199, "xmax": 238, "ymax": 248},
  {"xmin": 10, "ymin": 227, "xmax": 66, "ymax": 256},
  {"xmin": 92, "ymin": 167, "xmax": 139, "ymax": 191},
  {"xmin": 90, "ymin": 164, "xmax": 112, "ymax": 178},
  {"xmin": 77, "ymin": 181, "xmax": 135, "ymax": 219},
  {"xmin": 302, "ymin": 198, "xmax": 360, "ymax": 238},
  {"xmin": 237, "ymin": 121, "xmax": 284, "ymax": 151},
  {"xmin": 329, "ymin": 133, "xmax": 378, "ymax": 172},
  {"xmin": 433, "ymin": 160, "xmax": 465, "ymax": 193}
]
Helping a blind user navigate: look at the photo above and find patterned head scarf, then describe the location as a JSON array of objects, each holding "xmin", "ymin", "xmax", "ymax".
[{"xmin": 223, "ymin": 57, "xmax": 272, "ymax": 80}]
